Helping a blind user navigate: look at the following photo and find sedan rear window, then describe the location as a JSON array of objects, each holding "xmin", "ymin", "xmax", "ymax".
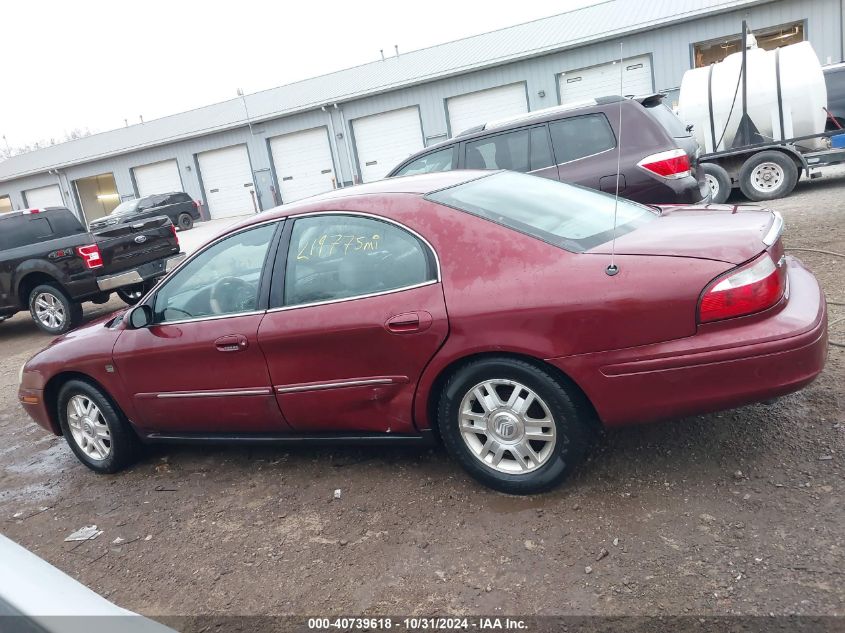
[{"xmin": 426, "ymin": 171, "xmax": 656, "ymax": 252}]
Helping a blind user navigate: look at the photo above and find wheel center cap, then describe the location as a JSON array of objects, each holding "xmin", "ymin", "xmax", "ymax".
[
  {"xmin": 82, "ymin": 421, "xmax": 94, "ymax": 436},
  {"xmin": 489, "ymin": 411, "xmax": 523, "ymax": 443}
]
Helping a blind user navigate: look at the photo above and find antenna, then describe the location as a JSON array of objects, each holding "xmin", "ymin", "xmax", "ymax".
[{"xmin": 606, "ymin": 42, "xmax": 624, "ymax": 277}]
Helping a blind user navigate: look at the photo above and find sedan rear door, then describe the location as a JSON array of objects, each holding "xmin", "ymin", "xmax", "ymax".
[{"xmin": 258, "ymin": 213, "xmax": 448, "ymax": 434}]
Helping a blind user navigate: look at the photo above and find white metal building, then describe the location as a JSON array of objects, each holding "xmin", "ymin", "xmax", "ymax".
[{"xmin": 0, "ymin": 0, "xmax": 842, "ymax": 225}]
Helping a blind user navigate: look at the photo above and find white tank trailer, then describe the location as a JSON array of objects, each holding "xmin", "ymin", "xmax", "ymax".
[
  {"xmin": 679, "ymin": 39, "xmax": 827, "ymax": 153},
  {"xmin": 675, "ymin": 22, "xmax": 844, "ymax": 203}
]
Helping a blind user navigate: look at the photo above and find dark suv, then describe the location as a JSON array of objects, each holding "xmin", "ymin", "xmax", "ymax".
[
  {"xmin": 89, "ymin": 191, "xmax": 200, "ymax": 232},
  {"xmin": 0, "ymin": 207, "xmax": 183, "ymax": 334},
  {"xmin": 388, "ymin": 95, "xmax": 709, "ymax": 205}
]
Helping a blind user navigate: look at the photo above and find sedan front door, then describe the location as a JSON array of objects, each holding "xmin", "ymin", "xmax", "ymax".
[
  {"xmin": 258, "ymin": 213, "xmax": 448, "ymax": 434},
  {"xmin": 112, "ymin": 222, "xmax": 289, "ymax": 435}
]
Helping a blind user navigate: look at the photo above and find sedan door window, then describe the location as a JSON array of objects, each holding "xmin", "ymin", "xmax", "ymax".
[
  {"xmin": 153, "ymin": 223, "xmax": 277, "ymax": 322},
  {"xmin": 465, "ymin": 129, "xmax": 530, "ymax": 172},
  {"xmin": 282, "ymin": 215, "xmax": 436, "ymax": 307}
]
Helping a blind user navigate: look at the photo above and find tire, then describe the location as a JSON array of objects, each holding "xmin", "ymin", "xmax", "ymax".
[
  {"xmin": 177, "ymin": 213, "xmax": 194, "ymax": 231},
  {"xmin": 701, "ymin": 162, "xmax": 731, "ymax": 204},
  {"xmin": 116, "ymin": 282, "xmax": 149, "ymax": 306},
  {"xmin": 437, "ymin": 357, "xmax": 590, "ymax": 495},
  {"xmin": 738, "ymin": 151, "xmax": 798, "ymax": 202},
  {"xmin": 28, "ymin": 284, "xmax": 83, "ymax": 335},
  {"xmin": 57, "ymin": 379, "xmax": 140, "ymax": 474}
]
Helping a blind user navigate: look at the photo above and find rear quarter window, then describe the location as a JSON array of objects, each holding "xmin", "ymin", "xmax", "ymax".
[
  {"xmin": 549, "ymin": 114, "xmax": 616, "ymax": 164},
  {"xmin": 394, "ymin": 147, "xmax": 455, "ymax": 176},
  {"xmin": 646, "ymin": 102, "xmax": 691, "ymax": 138}
]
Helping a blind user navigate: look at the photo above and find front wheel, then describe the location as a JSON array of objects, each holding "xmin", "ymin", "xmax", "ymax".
[
  {"xmin": 437, "ymin": 358, "xmax": 589, "ymax": 494},
  {"xmin": 57, "ymin": 379, "xmax": 140, "ymax": 473},
  {"xmin": 28, "ymin": 284, "xmax": 83, "ymax": 334},
  {"xmin": 738, "ymin": 151, "xmax": 798, "ymax": 201}
]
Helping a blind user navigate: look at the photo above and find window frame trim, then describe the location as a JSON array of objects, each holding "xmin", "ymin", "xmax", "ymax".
[{"xmin": 268, "ymin": 210, "xmax": 442, "ymax": 313}]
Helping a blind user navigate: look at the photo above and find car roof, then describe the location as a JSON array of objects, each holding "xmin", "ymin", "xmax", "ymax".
[
  {"xmin": 224, "ymin": 170, "xmax": 492, "ymax": 231},
  {"xmin": 0, "ymin": 206, "xmax": 70, "ymax": 220}
]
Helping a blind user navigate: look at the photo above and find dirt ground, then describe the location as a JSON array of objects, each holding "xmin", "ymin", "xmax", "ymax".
[{"xmin": 1, "ymin": 170, "xmax": 843, "ymax": 623}]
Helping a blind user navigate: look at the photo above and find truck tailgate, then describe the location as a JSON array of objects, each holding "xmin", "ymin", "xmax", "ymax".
[{"xmin": 93, "ymin": 215, "xmax": 180, "ymax": 276}]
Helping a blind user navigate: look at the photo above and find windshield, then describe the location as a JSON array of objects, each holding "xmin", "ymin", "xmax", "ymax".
[
  {"xmin": 109, "ymin": 199, "xmax": 140, "ymax": 216},
  {"xmin": 426, "ymin": 171, "xmax": 656, "ymax": 252}
]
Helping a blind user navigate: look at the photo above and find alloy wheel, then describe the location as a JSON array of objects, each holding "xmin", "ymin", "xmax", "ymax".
[
  {"xmin": 66, "ymin": 394, "xmax": 112, "ymax": 461},
  {"xmin": 459, "ymin": 379, "xmax": 556, "ymax": 474},
  {"xmin": 33, "ymin": 292, "xmax": 66, "ymax": 330}
]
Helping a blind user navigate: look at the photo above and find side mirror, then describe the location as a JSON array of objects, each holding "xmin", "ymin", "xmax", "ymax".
[{"xmin": 128, "ymin": 304, "xmax": 153, "ymax": 329}]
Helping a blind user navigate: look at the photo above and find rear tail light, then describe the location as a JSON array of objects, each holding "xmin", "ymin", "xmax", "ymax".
[
  {"xmin": 76, "ymin": 244, "xmax": 103, "ymax": 269},
  {"xmin": 169, "ymin": 223, "xmax": 179, "ymax": 245},
  {"xmin": 192, "ymin": 200, "xmax": 200, "ymax": 209},
  {"xmin": 637, "ymin": 149, "xmax": 691, "ymax": 179},
  {"xmin": 699, "ymin": 253, "xmax": 786, "ymax": 323}
]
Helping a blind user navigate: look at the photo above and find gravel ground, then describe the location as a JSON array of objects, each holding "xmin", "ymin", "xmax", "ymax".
[{"xmin": 0, "ymin": 170, "xmax": 843, "ymax": 622}]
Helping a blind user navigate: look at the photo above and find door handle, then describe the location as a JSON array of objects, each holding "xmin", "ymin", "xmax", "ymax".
[
  {"xmin": 214, "ymin": 334, "xmax": 249, "ymax": 352},
  {"xmin": 385, "ymin": 311, "xmax": 433, "ymax": 334}
]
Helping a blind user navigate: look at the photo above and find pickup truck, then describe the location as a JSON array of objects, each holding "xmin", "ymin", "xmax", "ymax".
[{"xmin": 0, "ymin": 206, "xmax": 184, "ymax": 334}]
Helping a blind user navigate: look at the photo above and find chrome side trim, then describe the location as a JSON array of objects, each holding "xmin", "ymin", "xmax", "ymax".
[
  {"xmin": 155, "ymin": 310, "xmax": 265, "ymax": 326},
  {"xmin": 276, "ymin": 378, "xmax": 396, "ymax": 394},
  {"xmin": 156, "ymin": 388, "xmax": 271, "ymax": 399},
  {"xmin": 267, "ymin": 280, "xmax": 438, "ymax": 313},
  {"xmin": 763, "ymin": 211, "xmax": 784, "ymax": 247}
]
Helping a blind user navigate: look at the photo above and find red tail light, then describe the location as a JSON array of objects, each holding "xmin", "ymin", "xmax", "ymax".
[
  {"xmin": 699, "ymin": 253, "xmax": 786, "ymax": 323},
  {"xmin": 169, "ymin": 223, "xmax": 179, "ymax": 245},
  {"xmin": 76, "ymin": 244, "xmax": 103, "ymax": 269},
  {"xmin": 22, "ymin": 208, "xmax": 43, "ymax": 214},
  {"xmin": 192, "ymin": 200, "xmax": 200, "ymax": 209},
  {"xmin": 637, "ymin": 149, "xmax": 691, "ymax": 179}
]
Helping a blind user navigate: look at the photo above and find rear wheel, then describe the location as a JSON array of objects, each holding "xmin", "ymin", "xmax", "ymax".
[
  {"xmin": 437, "ymin": 357, "xmax": 589, "ymax": 494},
  {"xmin": 177, "ymin": 213, "xmax": 194, "ymax": 231},
  {"xmin": 28, "ymin": 284, "xmax": 83, "ymax": 335},
  {"xmin": 57, "ymin": 379, "xmax": 140, "ymax": 473},
  {"xmin": 738, "ymin": 151, "xmax": 798, "ymax": 201},
  {"xmin": 701, "ymin": 162, "xmax": 731, "ymax": 204}
]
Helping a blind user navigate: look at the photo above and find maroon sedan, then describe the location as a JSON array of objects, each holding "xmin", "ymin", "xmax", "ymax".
[{"xmin": 18, "ymin": 171, "xmax": 827, "ymax": 494}]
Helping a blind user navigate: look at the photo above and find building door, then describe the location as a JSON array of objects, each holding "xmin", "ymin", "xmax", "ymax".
[
  {"xmin": 352, "ymin": 107, "xmax": 424, "ymax": 183},
  {"xmin": 269, "ymin": 127, "xmax": 336, "ymax": 203},
  {"xmin": 133, "ymin": 160, "xmax": 183, "ymax": 197},
  {"xmin": 447, "ymin": 83, "xmax": 528, "ymax": 136},
  {"xmin": 197, "ymin": 145, "xmax": 255, "ymax": 219},
  {"xmin": 23, "ymin": 184, "xmax": 63, "ymax": 208},
  {"xmin": 559, "ymin": 55, "xmax": 653, "ymax": 103}
]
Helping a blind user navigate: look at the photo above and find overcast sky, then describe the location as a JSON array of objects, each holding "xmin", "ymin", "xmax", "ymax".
[{"xmin": 0, "ymin": 0, "xmax": 601, "ymax": 152}]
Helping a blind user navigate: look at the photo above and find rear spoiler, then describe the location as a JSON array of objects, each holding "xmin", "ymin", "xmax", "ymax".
[{"xmin": 630, "ymin": 93, "xmax": 667, "ymax": 107}]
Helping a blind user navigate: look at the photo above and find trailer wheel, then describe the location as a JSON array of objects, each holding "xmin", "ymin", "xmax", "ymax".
[
  {"xmin": 738, "ymin": 151, "xmax": 797, "ymax": 201},
  {"xmin": 701, "ymin": 163, "xmax": 731, "ymax": 204}
]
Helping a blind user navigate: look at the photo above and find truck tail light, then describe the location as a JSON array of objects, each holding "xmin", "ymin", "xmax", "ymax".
[
  {"xmin": 637, "ymin": 149, "xmax": 691, "ymax": 179},
  {"xmin": 76, "ymin": 244, "xmax": 103, "ymax": 269},
  {"xmin": 698, "ymin": 253, "xmax": 786, "ymax": 323},
  {"xmin": 192, "ymin": 200, "xmax": 200, "ymax": 209},
  {"xmin": 169, "ymin": 223, "xmax": 179, "ymax": 245}
]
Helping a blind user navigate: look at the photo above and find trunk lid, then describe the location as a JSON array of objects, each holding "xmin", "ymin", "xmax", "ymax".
[
  {"xmin": 587, "ymin": 204, "xmax": 775, "ymax": 264},
  {"xmin": 92, "ymin": 215, "xmax": 180, "ymax": 275}
]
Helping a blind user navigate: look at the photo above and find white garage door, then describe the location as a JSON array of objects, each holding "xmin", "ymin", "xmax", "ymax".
[
  {"xmin": 270, "ymin": 127, "xmax": 336, "ymax": 203},
  {"xmin": 352, "ymin": 107, "xmax": 424, "ymax": 183},
  {"xmin": 134, "ymin": 160, "xmax": 183, "ymax": 197},
  {"xmin": 197, "ymin": 145, "xmax": 255, "ymax": 219},
  {"xmin": 24, "ymin": 184, "xmax": 64, "ymax": 208},
  {"xmin": 559, "ymin": 55, "xmax": 653, "ymax": 103},
  {"xmin": 447, "ymin": 83, "xmax": 528, "ymax": 136}
]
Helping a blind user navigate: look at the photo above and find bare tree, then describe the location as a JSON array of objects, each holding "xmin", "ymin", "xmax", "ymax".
[{"xmin": 1, "ymin": 127, "xmax": 94, "ymax": 160}]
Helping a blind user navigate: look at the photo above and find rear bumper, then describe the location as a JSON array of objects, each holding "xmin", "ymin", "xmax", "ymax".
[
  {"xmin": 548, "ymin": 257, "xmax": 828, "ymax": 426},
  {"xmin": 96, "ymin": 253, "xmax": 186, "ymax": 291}
]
